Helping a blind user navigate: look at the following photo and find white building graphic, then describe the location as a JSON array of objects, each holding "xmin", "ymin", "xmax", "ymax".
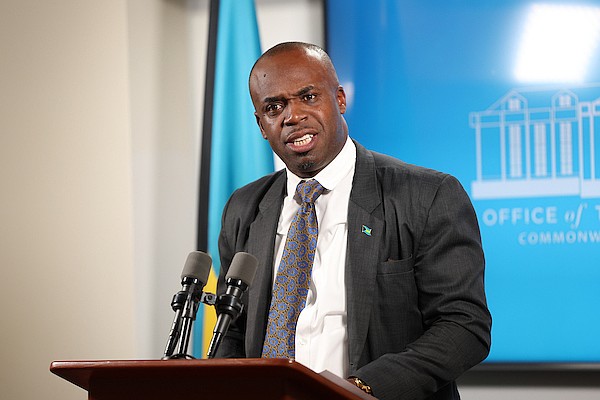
[{"xmin": 470, "ymin": 85, "xmax": 600, "ymax": 199}]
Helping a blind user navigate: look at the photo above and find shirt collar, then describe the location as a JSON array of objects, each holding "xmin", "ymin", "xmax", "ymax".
[{"xmin": 285, "ymin": 136, "xmax": 356, "ymax": 197}]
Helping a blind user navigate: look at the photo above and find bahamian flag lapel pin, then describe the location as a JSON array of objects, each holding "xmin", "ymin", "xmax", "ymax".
[{"xmin": 361, "ymin": 225, "xmax": 372, "ymax": 236}]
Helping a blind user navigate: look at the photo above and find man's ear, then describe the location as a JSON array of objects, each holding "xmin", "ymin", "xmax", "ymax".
[
  {"xmin": 337, "ymin": 86, "xmax": 347, "ymax": 114},
  {"xmin": 255, "ymin": 113, "xmax": 267, "ymax": 139}
]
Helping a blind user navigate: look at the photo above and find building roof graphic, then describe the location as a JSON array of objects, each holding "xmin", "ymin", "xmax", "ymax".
[{"xmin": 470, "ymin": 84, "xmax": 600, "ymax": 199}]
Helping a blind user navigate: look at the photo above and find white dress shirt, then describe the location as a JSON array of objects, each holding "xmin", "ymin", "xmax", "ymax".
[{"xmin": 272, "ymin": 136, "xmax": 356, "ymax": 378}]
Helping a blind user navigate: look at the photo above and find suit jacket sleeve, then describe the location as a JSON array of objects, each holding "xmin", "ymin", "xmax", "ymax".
[
  {"xmin": 353, "ymin": 173, "xmax": 491, "ymax": 400},
  {"xmin": 213, "ymin": 194, "xmax": 247, "ymax": 358}
]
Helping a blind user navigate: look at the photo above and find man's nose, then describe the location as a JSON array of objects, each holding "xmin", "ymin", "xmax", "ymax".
[{"xmin": 283, "ymin": 101, "xmax": 307, "ymax": 125}]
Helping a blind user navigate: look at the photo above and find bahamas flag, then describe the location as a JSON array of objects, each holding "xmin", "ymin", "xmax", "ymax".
[{"xmin": 193, "ymin": 0, "xmax": 274, "ymax": 358}]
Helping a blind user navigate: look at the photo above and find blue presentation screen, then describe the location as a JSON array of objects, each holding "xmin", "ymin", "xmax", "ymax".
[{"xmin": 327, "ymin": 0, "xmax": 600, "ymax": 363}]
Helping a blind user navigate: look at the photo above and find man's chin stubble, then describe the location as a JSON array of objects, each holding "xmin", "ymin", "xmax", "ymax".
[{"xmin": 297, "ymin": 156, "xmax": 314, "ymax": 172}]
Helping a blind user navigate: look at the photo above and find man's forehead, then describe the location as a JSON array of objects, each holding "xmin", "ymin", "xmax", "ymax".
[
  {"xmin": 254, "ymin": 49, "xmax": 323, "ymax": 75},
  {"xmin": 257, "ymin": 85, "xmax": 316, "ymax": 103},
  {"xmin": 251, "ymin": 64, "xmax": 327, "ymax": 97}
]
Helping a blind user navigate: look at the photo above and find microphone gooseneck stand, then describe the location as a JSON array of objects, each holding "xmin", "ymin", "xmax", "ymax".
[
  {"xmin": 206, "ymin": 278, "xmax": 247, "ymax": 358},
  {"xmin": 162, "ymin": 251, "xmax": 212, "ymax": 359},
  {"xmin": 162, "ymin": 251, "xmax": 257, "ymax": 360}
]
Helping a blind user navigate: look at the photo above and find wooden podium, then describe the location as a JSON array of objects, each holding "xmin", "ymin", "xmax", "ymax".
[{"xmin": 50, "ymin": 358, "xmax": 373, "ymax": 400}]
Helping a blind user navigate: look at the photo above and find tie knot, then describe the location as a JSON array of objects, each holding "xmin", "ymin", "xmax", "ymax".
[{"xmin": 296, "ymin": 179, "xmax": 324, "ymax": 203}]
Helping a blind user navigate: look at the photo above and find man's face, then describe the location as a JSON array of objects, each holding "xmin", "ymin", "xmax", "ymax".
[{"xmin": 250, "ymin": 49, "xmax": 348, "ymax": 178}]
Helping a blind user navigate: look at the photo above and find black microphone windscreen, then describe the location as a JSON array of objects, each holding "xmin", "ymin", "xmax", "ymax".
[
  {"xmin": 181, "ymin": 251, "xmax": 212, "ymax": 283},
  {"xmin": 226, "ymin": 252, "xmax": 258, "ymax": 286}
]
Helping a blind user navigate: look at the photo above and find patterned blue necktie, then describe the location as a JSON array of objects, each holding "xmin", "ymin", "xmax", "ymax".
[{"xmin": 262, "ymin": 179, "xmax": 324, "ymax": 359}]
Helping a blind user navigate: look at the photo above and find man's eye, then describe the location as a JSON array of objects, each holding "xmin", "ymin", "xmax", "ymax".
[
  {"xmin": 303, "ymin": 94, "xmax": 316, "ymax": 102},
  {"xmin": 265, "ymin": 104, "xmax": 282, "ymax": 114}
]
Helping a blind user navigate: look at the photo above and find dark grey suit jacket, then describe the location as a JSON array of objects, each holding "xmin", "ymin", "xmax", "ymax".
[{"xmin": 215, "ymin": 141, "xmax": 492, "ymax": 400}]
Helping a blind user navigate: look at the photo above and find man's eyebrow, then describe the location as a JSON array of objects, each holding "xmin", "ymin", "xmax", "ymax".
[
  {"xmin": 262, "ymin": 86, "xmax": 316, "ymax": 104},
  {"xmin": 294, "ymin": 85, "xmax": 315, "ymax": 97},
  {"xmin": 262, "ymin": 95, "xmax": 285, "ymax": 104}
]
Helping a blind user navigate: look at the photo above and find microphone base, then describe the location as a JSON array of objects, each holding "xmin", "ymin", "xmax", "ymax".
[{"xmin": 161, "ymin": 353, "xmax": 196, "ymax": 360}]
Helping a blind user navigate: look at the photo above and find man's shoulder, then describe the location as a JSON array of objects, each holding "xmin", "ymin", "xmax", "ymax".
[
  {"xmin": 228, "ymin": 169, "xmax": 285, "ymax": 202},
  {"xmin": 356, "ymin": 145, "xmax": 472, "ymax": 215},
  {"xmin": 365, "ymin": 147, "xmax": 451, "ymax": 186},
  {"xmin": 222, "ymin": 170, "xmax": 286, "ymax": 224}
]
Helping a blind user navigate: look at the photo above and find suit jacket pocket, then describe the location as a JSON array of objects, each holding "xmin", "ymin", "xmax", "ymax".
[
  {"xmin": 372, "ymin": 256, "xmax": 421, "ymax": 352},
  {"xmin": 377, "ymin": 256, "xmax": 414, "ymax": 275}
]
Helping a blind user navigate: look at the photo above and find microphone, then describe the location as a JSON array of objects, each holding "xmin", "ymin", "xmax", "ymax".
[
  {"xmin": 163, "ymin": 251, "xmax": 212, "ymax": 359},
  {"xmin": 206, "ymin": 252, "xmax": 258, "ymax": 358}
]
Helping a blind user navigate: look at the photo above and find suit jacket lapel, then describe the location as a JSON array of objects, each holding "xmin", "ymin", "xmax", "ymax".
[
  {"xmin": 347, "ymin": 142, "xmax": 383, "ymax": 370},
  {"xmin": 245, "ymin": 171, "xmax": 286, "ymax": 357}
]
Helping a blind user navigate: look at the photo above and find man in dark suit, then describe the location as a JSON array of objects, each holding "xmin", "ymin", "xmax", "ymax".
[{"xmin": 215, "ymin": 42, "xmax": 491, "ymax": 400}]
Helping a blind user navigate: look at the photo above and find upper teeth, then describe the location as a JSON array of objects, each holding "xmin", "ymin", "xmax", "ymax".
[{"xmin": 293, "ymin": 134, "xmax": 313, "ymax": 145}]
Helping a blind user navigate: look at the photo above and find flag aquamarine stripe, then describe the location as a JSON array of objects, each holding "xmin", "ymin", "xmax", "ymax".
[{"xmin": 193, "ymin": 0, "xmax": 274, "ymax": 358}]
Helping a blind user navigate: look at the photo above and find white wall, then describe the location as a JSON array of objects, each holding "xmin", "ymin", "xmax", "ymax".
[
  {"xmin": 0, "ymin": 1, "xmax": 135, "ymax": 399},
  {"xmin": 127, "ymin": 0, "xmax": 209, "ymax": 361}
]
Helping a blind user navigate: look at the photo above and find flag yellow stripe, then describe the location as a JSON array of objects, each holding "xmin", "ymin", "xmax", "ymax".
[{"xmin": 200, "ymin": 267, "xmax": 218, "ymax": 358}]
